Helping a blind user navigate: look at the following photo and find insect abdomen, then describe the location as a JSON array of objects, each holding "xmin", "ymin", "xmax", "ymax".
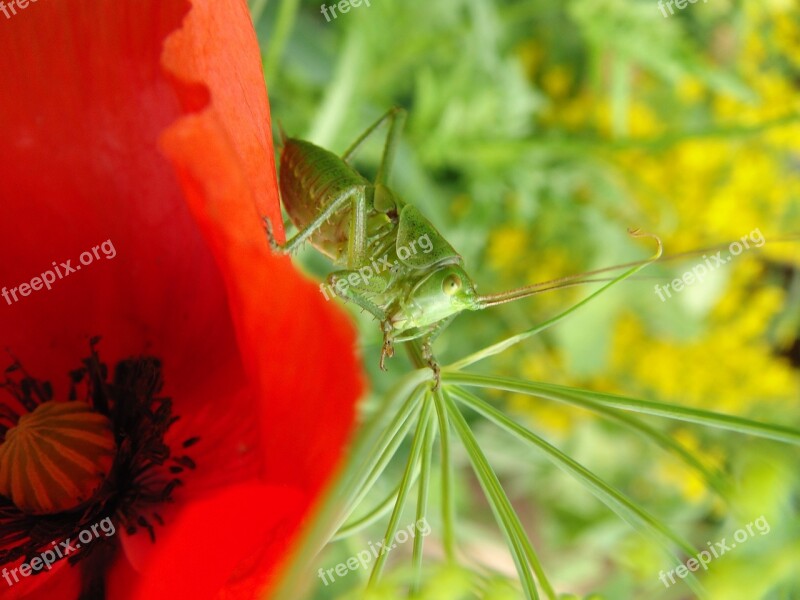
[{"xmin": 279, "ymin": 138, "xmax": 369, "ymax": 261}]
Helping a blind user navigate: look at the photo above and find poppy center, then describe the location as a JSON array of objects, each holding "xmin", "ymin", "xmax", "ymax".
[
  {"xmin": 0, "ymin": 401, "xmax": 115, "ymax": 514},
  {"xmin": 0, "ymin": 338, "xmax": 198, "ymax": 580}
]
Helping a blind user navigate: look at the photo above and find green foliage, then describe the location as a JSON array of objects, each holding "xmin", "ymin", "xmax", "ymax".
[{"xmin": 256, "ymin": 1, "xmax": 800, "ymax": 598}]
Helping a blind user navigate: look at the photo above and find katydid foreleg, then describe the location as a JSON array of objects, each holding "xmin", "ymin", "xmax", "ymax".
[
  {"xmin": 326, "ymin": 269, "xmax": 388, "ymax": 322},
  {"xmin": 421, "ymin": 315, "xmax": 455, "ymax": 389}
]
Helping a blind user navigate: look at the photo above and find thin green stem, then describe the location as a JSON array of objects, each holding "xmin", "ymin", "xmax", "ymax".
[
  {"xmin": 467, "ymin": 379, "xmax": 731, "ymax": 499},
  {"xmin": 344, "ymin": 385, "xmax": 426, "ymax": 520},
  {"xmin": 433, "ymin": 387, "xmax": 457, "ymax": 561},
  {"xmin": 248, "ymin": 0, "xmax": 269, "ymax": 26},
  {"xmin": 308, "ymin": 31, "xmax": 365, "ymax": 147},
  {"xmin": 447, "ymin": 113, "xmax": 800, "ymax": 162},
  {"xmin": 592, "ymin": 402, "xmax": 732, "ymax": 500},
  {"xmin": 368, "ymin": 397, "xmax": 434, "ymax": 586},
  {"xmin": 445, "ymin": 373, "xmax": 800, "ymax": 446},
  {"xmin": 271, "ymin": 371, "xmax": 428, "ymax": 600},
  {"xmin": 450, "ymin": 385, "xmax": 710, "ymax": 598},
  {"xmin": 333, "ymin": 463, "xmax": 421, "ymax": 541},
  {"xmin": 263, "ymin": 0, "xmax": 300, "ymax": 83},
  {"xmin": 445, "ymin": 390, "xmax": 554, "ymax": 600},
  {"xmin": 411, "ymin": 394, "xmax": 437, "ymax": 596},
  {"xmin": 448, "ymin": 234, "xmax": 661, "ymax": 370}
]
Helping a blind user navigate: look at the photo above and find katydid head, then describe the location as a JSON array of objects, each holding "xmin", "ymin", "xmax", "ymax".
[{"xmin": 390, "ymin": 264, "xmax": 480, "ymax": 330}]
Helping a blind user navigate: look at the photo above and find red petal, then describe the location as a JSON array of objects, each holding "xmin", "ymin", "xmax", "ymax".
[
  {"xmin": 0, "ymin": 0, "xmax": 364, "ymax": 491},
  {"xmin": 0, "ymin": 0, "xmax": 241, "ymax": 406},
  {"xmin": 0, "ymin": 558, "xmax": 78, "ymax": 600},
  {"xmin": 0, "ymin": 0, "xmax": 364, "ymax": 596},
  {"xmin": 128, "ymin": 482, "xmax": 305, "ymax": 600},
  {"xmin": 159, "ymin": 0, "xmax": 365, "ymax": 495},
  {"xmin": 161, "ymin": 0, "xmax": 283, "ymax": 231}
]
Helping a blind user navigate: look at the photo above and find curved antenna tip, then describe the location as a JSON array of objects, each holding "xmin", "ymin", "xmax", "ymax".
[{"xmin": 627, "ymin": 228, "xmax": 663, "ymax": 260}]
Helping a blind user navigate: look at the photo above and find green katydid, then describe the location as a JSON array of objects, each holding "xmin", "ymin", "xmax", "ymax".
[{"xmin": 265, "ymin": 107, "xmax": 661, "ymax": 388}]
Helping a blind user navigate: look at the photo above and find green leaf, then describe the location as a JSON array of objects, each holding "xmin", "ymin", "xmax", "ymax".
[
  {"xmin": 433, "ymin": 388, "xmax": 457, "ymax": 562},
  {"xmin": 446, "ymin": 373, "xmax": 800, "ymax": 446},
  {"xmin": 448, "ymin": 384, "xmax": 707, "ymax": 599},
  {"xmin": 412, "ymin": 395, "xmax": 437, "ymax": 595},
  {"xmin": 368, "ymin": 396, "xmax": 434, "ymax": 586},
  {"xmin": 445, "ymin": 389, "xmax": 555, "ymax": 600}
]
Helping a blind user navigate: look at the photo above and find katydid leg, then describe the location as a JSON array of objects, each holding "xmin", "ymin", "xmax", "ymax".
[
  {"xmin": 420, "ymin": 315, "xmax": 455, "ymax": 390},
  {"xmin": 326, "ymin": 270, "xmax": 388, "ymax": 322},
  {"xmin": 264, "ymin": 184, "xmax": 370, "ymax": 264},
  {"xmin": 341, "ymin": 107, "xmax": 407, "ymax": 188}
]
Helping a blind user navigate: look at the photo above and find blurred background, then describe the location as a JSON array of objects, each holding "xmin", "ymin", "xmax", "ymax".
[{"xmin": 252, "ymin": 0, "xmax": 800, "ymax": 598}]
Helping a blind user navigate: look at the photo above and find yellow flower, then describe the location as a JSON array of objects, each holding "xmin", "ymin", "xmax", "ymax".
[
  {"xmin": 654, "ymin": 429, "xmax": 725, "ymax": 504},
  {"xmin": 487, "ymin": 226, "xmax": 529, "ymax": 274},
  {"xmin": 541, "ymin": 65, "xmax": 573, "ymax": 100},
  {"xmin": 677, "ymin": 77, "xmax": 705, "ymax": 105}
]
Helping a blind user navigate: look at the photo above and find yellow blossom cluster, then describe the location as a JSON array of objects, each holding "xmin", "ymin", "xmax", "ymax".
[{"xmin": 495, "ymin": 2, "xmax": 800, "ymax": 502}]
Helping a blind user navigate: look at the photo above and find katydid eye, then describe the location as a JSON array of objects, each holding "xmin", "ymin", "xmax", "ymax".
[{"xmin": 442, "ymin": 273, "xmax": 462, "ymax": 295}]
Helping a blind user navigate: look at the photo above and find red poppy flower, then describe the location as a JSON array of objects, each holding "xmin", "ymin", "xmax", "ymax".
[{"xmin": 0, "ymin": 0, "xmax": 363, "ymax": 598}]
